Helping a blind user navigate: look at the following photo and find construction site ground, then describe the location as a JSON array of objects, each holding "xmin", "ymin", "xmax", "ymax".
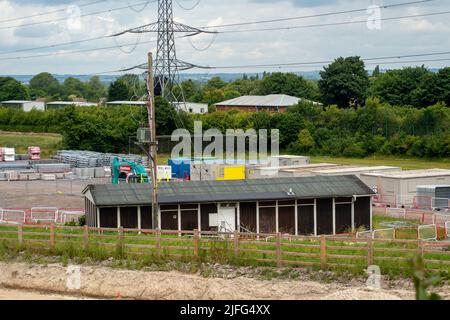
[
  {"xmin": 0, "ymin": 260, "xmax": 449, "ymax": 300},
  {"xmin": 0, "ymin": 178, "xmax": 109, "ymax": 208}
]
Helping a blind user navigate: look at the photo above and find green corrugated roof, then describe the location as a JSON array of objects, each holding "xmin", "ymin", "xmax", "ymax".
[{"xmin": 84, "ymin": 176, "xmax": 375, "ymax": 207}]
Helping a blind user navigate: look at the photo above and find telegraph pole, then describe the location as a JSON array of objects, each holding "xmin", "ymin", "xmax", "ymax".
[{"xmin": 147, "ymin": 52, "xmax": 159, "ymax": 229}]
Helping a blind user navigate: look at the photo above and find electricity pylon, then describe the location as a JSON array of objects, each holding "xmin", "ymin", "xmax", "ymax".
[{"xmin": 116, "ymin": 0, "xmax": 213, "ymax": 104}]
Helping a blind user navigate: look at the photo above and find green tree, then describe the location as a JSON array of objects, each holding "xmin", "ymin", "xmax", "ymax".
[
  {"xmin": 85, "ymin": 76, "xmax": 107, "ymax": 102},
  {"xmin": 257, "ymin": 72, "xmax": 316, "ymax": 100},
  {"xmin": 370, "ymin": 66, "xmax": 430, "ymax": 107},
  {"xmin": 205, "ymin": 76, "xmax": 227, "ymax": 90},
  {"xmin": 29, "ymin": 72, "xmax": 61, "ymax": 99},
  {"xmin": 372, "ymin": 65, "xmax": 381, "ymax": 77},
  {"xmin": 319, "ymin": 56, "xmax": 370, "ymax": 108},
  {"xmin": 108, "ymin": 74, "xmax": 145, "ymax": 101},
  {"xmin": 290, "ymin": 128, "xmax": 315, "ymax": 154},
  {"xmin": 0, "ymin": 77, "xmax": 29, "ymax": 101},
  {"xmin": 108, "ymin": 79, "xmax": 131, "ymax": 101},
  {"xmin": 62, "ymin": 77, "xmax": 86, "ymax": 100}
]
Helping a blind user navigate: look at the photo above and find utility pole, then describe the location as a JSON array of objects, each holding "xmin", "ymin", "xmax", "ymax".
[{"xmin": 147, "ymin": 52, "xmax": 159, "ymax": 229}]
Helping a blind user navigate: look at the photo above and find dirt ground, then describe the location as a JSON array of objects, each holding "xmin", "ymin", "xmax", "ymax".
[
  {"xmin": 1, "ymin": 261, "xmax": 448, "ymax": 300},
  {"xmin": 0, "ymin": 288, "xmax": 87, "ymax": 300}
]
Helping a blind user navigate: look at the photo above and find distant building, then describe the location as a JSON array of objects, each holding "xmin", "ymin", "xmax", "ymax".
[
  {"xmin": 174, "ymin": 102, "xmax": 208, "ymax": 114},
  {"xmin": 215, "ymin": 94, "xmax": 321, "ymax": 113},
  {"xmin": 361, "ymin": 169, "xmax": 450, "ymax": 207},
  {"xmin": 0, "ymin": 100, "xmax": 45, "ymax": 112},
  {"xmin": 46, "ymin": 101, "xmax": 98, "ymax": 110},
  {"xmin": 106, "ymin": 101, "xmax": 147, "ymax": 107}
]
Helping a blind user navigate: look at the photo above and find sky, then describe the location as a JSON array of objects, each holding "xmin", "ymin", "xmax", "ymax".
[{"xmin": 0, "ymin": 0, "xmax": 449, "ymax": 75}]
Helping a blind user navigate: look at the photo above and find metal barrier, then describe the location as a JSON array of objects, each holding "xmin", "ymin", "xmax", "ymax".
[
  {"xmin": 30, "ymin": 207, "xmax": 58, "ymax": 223},
  {"xmin": 0, "ymin": 207, "xmax": 84, "ymax": 225}
]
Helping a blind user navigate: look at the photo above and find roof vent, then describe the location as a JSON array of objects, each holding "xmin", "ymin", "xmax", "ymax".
[{"xmin": 287, "ymin": 188, "xmax": 295, "ymax": 196}]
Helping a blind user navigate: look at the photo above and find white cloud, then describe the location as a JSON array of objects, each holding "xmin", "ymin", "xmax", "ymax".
[{"xmin": 0, "ymin": 0, "xmax": 448, "ymax": 74}]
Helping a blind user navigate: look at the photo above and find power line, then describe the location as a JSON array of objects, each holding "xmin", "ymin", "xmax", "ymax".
[
  {"xmin": 201, "ymin": 0, "xmax": 435, "ymax": 29},
  {"xmin": 207, "ymin": 51, "xmax": 450, "ymax": 69},
  {"xmin": 0, "ymin": 39, "xmax": 158, "ymax": 61},
  {"xmin": 92, "ymin": 51, "xmax": 450, "ymax": 74},
  {"xmin": 0, "ymin": 0, "xmax": 109, "ymax": 24},
  {"xmin": 0, "ymin": 0, "xmax": 157, "ymax": 31},
  {"xmin": 0, "ymin": 0, "xmax": 443, "ymax": 56},
  {"xmin": 217, "ymin": 10, "xmax": 450, "ymax": 34},
  {"xmin": 89, "ymin": 56, "xmax": 450, "ymax": 75}
]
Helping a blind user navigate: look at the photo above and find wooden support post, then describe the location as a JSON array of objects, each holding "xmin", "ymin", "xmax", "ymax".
[
  {"xmin": 117, "ymin": 226, "xmax": 124, "ymax": 253},
  {"xmin": 276, "ymin": 232, "xmax": 283, "ymax": 268},
  {"xmin": 193, "ymin": 229, "xmax": 199, "ymax": 258},
  {"xmin": 418, "ymin": 239, "xmax": 424, "ymax": 258},
  {"xmin": 320, "ymin": 235, "xmax": 327, "ymax": 270},
  {"xmin": 233, "ymin": 230, "xmax": 239, "ymax": 257},
  {"xmin": 367, "ymin": 237, "xmax": 374, "ymax": 266},
  {"xmin": 156, "ymin": 229, "xmax": 161, "ymax": 256},
  {"xmin": 50, "ymin": 223, "xmax": 55, "ymax": 249},
  {"xmin": 83, "ymin": 225, "xmax": 89, "ymax": 250},
  {"xmin": 18, "ymin": 224, "xmax": 23, "ymax": 246}
]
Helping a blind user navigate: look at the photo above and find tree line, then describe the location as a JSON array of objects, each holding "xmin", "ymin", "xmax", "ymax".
[
  {"xmin": 1, "ymin": 56, "xmax": 449, "ymax": 109},
  {"xmin": 0, "ymin": 97, "xmax": 448, "ymax": 158}
]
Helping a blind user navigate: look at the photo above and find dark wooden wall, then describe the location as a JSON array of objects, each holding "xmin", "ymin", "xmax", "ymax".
[
  {"xmin": 201, "ymin": 203, "xmax": 218, "ymax": 231},
  {"xmin": 278, "ymin": 206, "xmax": 295, "ymax": 234},
  {"xmin": 239, "ymin": 202, "xmax": 257, "ymax": 232},
  {"xmin": 316, "ymin": 198, "xmax": 333, "ymax": 235},
  {"xmin": 85, "ymin": 198, "xmax": 97, "ymax": 228},
  {"xmin": 354, "ymin": 197, "xmax": 371, "ymax": 230},
  {"xmin": 298, "ymin": 205, "xmax": 314, "ymax": 235},
  {"xmin": 335, "ymin": 203, "xmax": 352, "ymax": 234},
  {"xmin": 160, "ymin": 205, "xmax": 178, "ymax": 230},
  {"xmin": 259, "ymin": 207, "xmax": 276, "ymax": 234},
  {"xmin": 140, "ymin": 206, "xmax": 153, "ymax": 229},
  {"xmin": 99, "ymin": 207, "xmax": 117, "ymax": 228},
  {"xmin": 181, "ymin": 204, "xmax": 198, "ymax": 230},
  {"xmin": 120, "ymin": 207, "xmax": 138, "ymax": 229}
]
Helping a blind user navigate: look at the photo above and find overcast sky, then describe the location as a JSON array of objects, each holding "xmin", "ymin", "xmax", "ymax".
[{"xmin": 0, "ymin": 0, "xmax": 449, "ymax": 75}]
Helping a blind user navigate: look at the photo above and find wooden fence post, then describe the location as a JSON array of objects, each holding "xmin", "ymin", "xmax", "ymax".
[
  {"xmin": 367, "ymin": 237, "xmax": 374, "ymax": 266},
  {"xmin": 418, "ymin": 239, "xmax": 424, "ymax": 258},
  {"xmin": 18, "ymin": 224, "xmax": 23, "ymax": 246},
  {"xmin": 50, "ymin": 223, "xmax": 55, "ymax": 249},
  {"xmin": 117, "ymin": 227, "xmax": 124, "ymax": 253},
  {"xmin": 193, "ymin": 229, "xmax": 199, "ymax": 258},
  {"xmin": 83, "ymin": 225, "xmax": 89, "ymax": 250},
  {"xmin": 276, "ymin": 232, "xmax": 283, "ymax": 268},
  {"xmin": 320, "ymin": 235, "xmax": 327, "ymax": 270},
  {"xmin": 233, "ymin": 230, "xmax": 239, "ymax": 257},
  {"xmin": 156, "ymin": 229, "xmax": 161, "ymax": 257}
]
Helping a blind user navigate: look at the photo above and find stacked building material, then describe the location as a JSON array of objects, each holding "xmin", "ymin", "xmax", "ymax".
[
  {"xmin": 55, "ymin": 150, "xmax": 148, "ymax": 168},
  {"xmin": 0, "ymin": 161, "xmax": 31, "ymax": 172},
  {"xmin": 32, "ymin": 163, "xmax": 72, "ymax": 173}
]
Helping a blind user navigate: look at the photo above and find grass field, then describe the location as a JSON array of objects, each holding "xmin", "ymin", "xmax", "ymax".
[
  {"xmin": 0, "ymin": 131, "xmax": 62, "ymax": 159},
  {"xmin": 311, "ymin": 155, "xmax": 450, "ymax": 170},
  {"xmin": 157, "ymin": 154, "xmax": 450, "ymax": 170}
]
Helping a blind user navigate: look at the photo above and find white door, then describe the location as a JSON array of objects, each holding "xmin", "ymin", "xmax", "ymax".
[{"xmin": 218, "ymin": 207, "xmax": 236, "ymax": 232}]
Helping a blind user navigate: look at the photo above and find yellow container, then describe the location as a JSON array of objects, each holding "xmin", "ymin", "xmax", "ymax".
[{"xmin": 217, "ymin": 165, "xmax": 246, "ymax": 181}]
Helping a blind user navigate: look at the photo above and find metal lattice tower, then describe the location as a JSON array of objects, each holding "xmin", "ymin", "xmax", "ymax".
[
  {"xmin": 115, "ymin": 0, "xmax": 213, "ymax": 104},
  {"xmin": 155, "ymin": 0, "xmax": 178, "ymax": 100}
]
